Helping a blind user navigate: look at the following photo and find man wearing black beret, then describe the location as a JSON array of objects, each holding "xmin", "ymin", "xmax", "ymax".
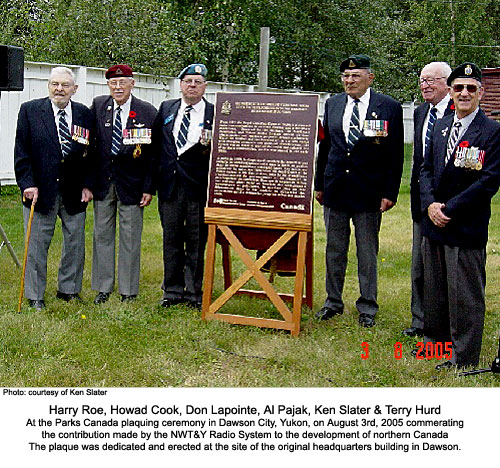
[
  {"xmin": 90, "ymin": 64, "xmax": 157, "ymax": 304},
  {"xmin": 315, "ymin": 54, "xmax": 404, "ymax": 327},
  {"xmin": 152, "ymin": 64, "xmax": 214, "ymax": 309},
  {"xmin": 420, "ymin": 62, "xmax": 500, "ymax": 369}
]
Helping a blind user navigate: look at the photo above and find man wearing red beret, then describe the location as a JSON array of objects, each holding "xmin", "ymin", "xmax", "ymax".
[{"xmin": 89, "ymin": 64, "xmax": 157, "ymax": 304}]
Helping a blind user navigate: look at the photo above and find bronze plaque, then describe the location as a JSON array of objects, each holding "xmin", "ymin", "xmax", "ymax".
[{"xmin": 207, "ymin": 92, "xmax": 319, "ymax": 215}]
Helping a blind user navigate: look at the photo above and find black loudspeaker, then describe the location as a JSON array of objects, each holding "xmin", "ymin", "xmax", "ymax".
[{"xmin": 0, "ymin": 45, "xmax": 24, "ymax": 91}]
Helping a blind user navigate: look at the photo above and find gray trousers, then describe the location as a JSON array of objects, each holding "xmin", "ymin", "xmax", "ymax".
[
  {"xmin": 158, "ymin": 183, "xmax": 207, "ymax": 303},
  {"xmin": 323, "ymin": 207, "xmax": 381, "ymax": 316},
  {"xmin": 422, "ymin": 236, "xmax": 486, "ymax": 367},
  {"xmin": 23, "ymin": 194, "xmax": 86, "ymax": 300},
  {"xmin": 410, "ymin": 221, "xmax": 425, "ymax": 329},
  {"xmin": 92, "ymin": 184, "xmax": 144, "ymax": 296}
]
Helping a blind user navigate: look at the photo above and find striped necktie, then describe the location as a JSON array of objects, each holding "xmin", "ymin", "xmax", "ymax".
[
  {"xmin": 347, "ymin": 99, "xmax": 361, "ymax": 150},
  {"xmin": 424, "ymin": 106, "xmax": 437, "ymax": 154},
  {"xmin": 58, "ymin": 109, "xmax": 72, "ymax": 157},
  {"xmin": 176, "ymin": 105, "xmax": 193, "ymax": 149},
  {"xmin": 111, "ymin": 107, "xmax": 122, "ymax": 156},
  {"xmin": 445, "ymin": 121, "xmax": 461, "ymax": 165}
]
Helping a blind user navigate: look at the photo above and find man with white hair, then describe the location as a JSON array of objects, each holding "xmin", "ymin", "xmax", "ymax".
[
  {"xmin": 404, "ymin": 61, "xmax": 453, "ymax": 337},
  {"xmin": 14, "ymin": 67, "xmax": 93, "ymax": 310}
]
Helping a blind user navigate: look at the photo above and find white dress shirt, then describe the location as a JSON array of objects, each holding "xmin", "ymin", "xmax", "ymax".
[
  {"xmin": 421, "ymin": 94, "xmax": 450, "ymax": 155},
  {"xmin": 52, "ymin": 101, "xmax": 73, "ymax": 135},
  {"xmin": 343, "ymin": 88, "xmax": 371, "ymax": 144},
  {"xmin": 174, "ymin": 98, "xmax": 206, "ymax": 155}
]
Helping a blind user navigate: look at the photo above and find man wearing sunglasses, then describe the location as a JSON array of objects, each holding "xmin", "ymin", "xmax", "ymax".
[
  {"xmin": 420, "ymin": 62, "xmax": 500, "ymax": 369},
  {"xmin": 152, "ymin": 64, "xmax": 214, "ymax": 310},
  {"xmin": 404, "ymin": 62, "xmax": 453, "ymax": 338},
  {"xmin": 89, "ymin": 64, "xmax": 157, "ymax": 304}
]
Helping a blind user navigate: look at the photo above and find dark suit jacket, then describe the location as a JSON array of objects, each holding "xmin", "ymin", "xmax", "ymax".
[
  {"xmin": 420, "ymin": 109, "xmax": 500, "ymax": 249},
  {"xmin": 152, "ymin": 98, "xmax": 214, "ymax": 202},
  {"xmin": 315, "ymin": 90, "xmax": 404, "ymax": 213},
  {"xmin": 14, "ymin": 97, "xmax": 93, "ymax": 215},
  {"xmin": 410, "ymin": 99, "xmax": 453, "ymax": 221},
  {"xmin": 89, "ymin": 94, "xmax": 157, "ymax": 205}
]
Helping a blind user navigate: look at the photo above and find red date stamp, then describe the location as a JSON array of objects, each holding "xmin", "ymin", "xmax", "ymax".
[{"xmin": 361, "ymin": 341, "xmax": 452, "ymax": 360}]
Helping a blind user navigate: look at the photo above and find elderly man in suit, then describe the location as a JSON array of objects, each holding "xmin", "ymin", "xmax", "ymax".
[
  {"xmin": 315, "ymin": 54, "xmax": 404, "ymax": 327},
  {"xmin": 90, "ymin": 65, "xmax": 157, "ymax": 304},
  {"xmin": 14, "ymin": 66, "xmax": 93, "ymax": 310},
  {"xmin": 152, "ymin": 64, "xmax": 214, "ymax": 310},
  {"xmin": 403, "ymin": 62, "xmax": 453, "ymax": 337},
  {"xmin": 420, "ymin": 62, "xmax": 500, "ymax": 369}
]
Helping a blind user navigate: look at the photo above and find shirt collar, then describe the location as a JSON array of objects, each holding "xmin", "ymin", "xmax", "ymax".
[
  {"xmin": 433, "ymin": 95, "xmax": 450, "ymax": 115},
  {"xmin": 51, "ymin": 100, "xmax": 72, "ymax": 118},
  {"xmin": 181, "ymin": 98, "xmax": 204, "ymax": 113},
  {"xmin": 453, "ymin": 107, "xmax": 479, "ymax": 127},
  {"xmin": 113, "ymin": 96, "xmax": 131, "ymax": 112},
  {"xmin": 347, "ymin": 88, "xmax": 370, "ymax": 106}
]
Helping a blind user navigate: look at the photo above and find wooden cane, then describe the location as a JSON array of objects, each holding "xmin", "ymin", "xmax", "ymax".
[{"xmin": 17, "ymin": 199, "xmax": 36, "ymax": 313}]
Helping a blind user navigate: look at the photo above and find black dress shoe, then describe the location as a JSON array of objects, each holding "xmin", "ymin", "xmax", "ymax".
[
  {"xmin": 56, "ymin": 291, "xmax": 82, "ymax": 302},
  {"xmin": 435, "ymin": 360, "xmax": 455, "ymax": 371},
  {"xmin": 160, "ymin": 298, "xmax": 183, "ymax": 308},
  {"xmin": 94, "ymin": 292, "xmax": 110, "ymax": 304},
  {"xmin": 358, "ymin": 314, "xmax": 375, "ymax": 328},
  {"xmin": 314, "ymin": 306, "xmax": 343, "ymax": 321},
  {"xmin": 402, "ymin": 326, "xmax": 424, "ymax": 337},
  {"xmin": 28, "ymin": 299, "xmax": 46, "ymax": 311},
  {"xmin": 121, "ymin": 294, "xmax": 137, "ymax": 302}
]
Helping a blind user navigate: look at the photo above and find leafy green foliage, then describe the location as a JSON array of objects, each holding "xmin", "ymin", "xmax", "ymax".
[{"xmin": 0, "ymin": 1, "xmax": 499, "ymax": 98}]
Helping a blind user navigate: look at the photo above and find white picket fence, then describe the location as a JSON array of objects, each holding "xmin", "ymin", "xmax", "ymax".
[{"xmin": 0, "ymin": 61, "xmax": 414, "ymax": 185}]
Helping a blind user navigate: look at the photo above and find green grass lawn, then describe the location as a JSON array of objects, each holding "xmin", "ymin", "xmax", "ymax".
[{"xmin": 1, "ymin": 145, "xmax": 499, "ymax": 387}]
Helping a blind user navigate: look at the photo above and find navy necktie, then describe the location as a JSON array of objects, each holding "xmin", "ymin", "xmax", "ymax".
[
  {"xmin": 176, "ymin": 105, "xmax": 193, "ymax": 149},
  {"xmin": 445, "ymin": 121, "xmax": 462, "ymax": 165},
  {"xmin": 425, "ymin": 106, "xmax": 437, "ymax": 154},
  {"xmin": 348, "ymin": 99, "xmax": 361, "ymax": 150},
  {"xmin": 58, "ymin": 109, "xmax": 72, "ymax": 157},
  {"xmin": 111, "ymin": 107, "xmax": 122, "ymax": 156}
]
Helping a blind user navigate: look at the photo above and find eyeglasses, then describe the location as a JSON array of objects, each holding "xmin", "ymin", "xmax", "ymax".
[
  {"xmin": 108, "ymin": 79, "xmax": 132, "ymax": 88},
  {"xmin": 181, "ymin": 79, "xmax": 206, "ymax": 86},
  {"xmin": 452, "ymin": 83, "xmax": 480, "ymax": 93},
  {"xmin": 49, "ymin": 81, "xmax": 73, "ymax": 89},
  {"xmin": 419, "ymin": 77, "xmax": 447, "ymax": 86},
  {"xmin": 341, "ymin": 73, "xmax": 363, "ymax": 81}
]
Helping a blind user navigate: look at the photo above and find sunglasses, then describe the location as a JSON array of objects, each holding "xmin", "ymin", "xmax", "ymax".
[{"xmin": 452, "ymin": 84, "xmax": 480, "ymax": 93}]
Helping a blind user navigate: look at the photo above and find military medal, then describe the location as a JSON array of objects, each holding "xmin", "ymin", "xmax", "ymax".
[
  {"xmin": 71, "ymin": 125, "xmax": 90, "ymax": 145},
  {"xmin": 133, "ymin": 144, "xmax": 141, "ymax": 158},
  {"xmin": 454, "ymin": 145, "xmax": 484, "ymax": 170},
  {"xmin": 123, "ymin": 128, "xmax": 152, "ymax": 145},
  {"xmin": 363, "ymin": 119, "xmax": 388, "ymax": 137},
  {"xmin": 199, "ymin": 125, "xmax": 212, "ymax": 146}
]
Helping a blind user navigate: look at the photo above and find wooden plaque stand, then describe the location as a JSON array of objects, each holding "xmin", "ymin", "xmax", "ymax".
[{"xmin": 202, "ymin": 208, "xmax": 313, "ymax": 336}]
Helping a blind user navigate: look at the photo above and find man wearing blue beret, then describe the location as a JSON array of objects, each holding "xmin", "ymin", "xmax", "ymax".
[{"xmin": 152, "ymin": 64, "xmax": 214, "ymax": 309}]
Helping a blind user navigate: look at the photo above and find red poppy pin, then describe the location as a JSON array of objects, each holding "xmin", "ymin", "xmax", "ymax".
[
  {"xmin": 459, "ymin": 141, "xmax": 469, "ymax": 148},
  {"xmin": 129, "ymin": 111, "xmax": 137, "ymax": 119},
  {"xmin": 450, "ymin": 104, "xmax": 455, "ymax": 110}
]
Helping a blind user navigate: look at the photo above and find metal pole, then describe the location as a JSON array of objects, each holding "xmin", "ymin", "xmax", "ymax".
[
  {"xmin": 258, "ymin": 27, "xmax": 270, "ymax": 92},
  {"xmin": 0, "ymin": 223, "xmax": 21, "ymax": 267}
]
